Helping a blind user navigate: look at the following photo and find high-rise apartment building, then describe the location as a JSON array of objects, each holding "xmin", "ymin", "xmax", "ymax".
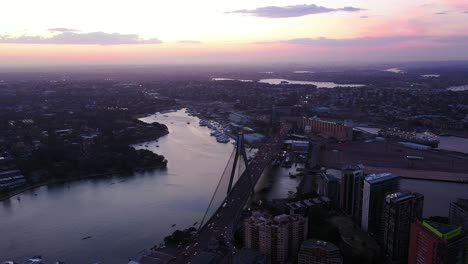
[
  {"xmin": 244, "ymin": 212, "xmax": 308, "ymax": 263},
  {"xmin": 361, "ymin": 173, "xmax": 400, "ymax": 236},
  {"xmin": 449, "ymin": 198, "xmax": 468, "ymax": 231},
  {"xmin": 380, "ymin": 191, "xmax": 424, "ymax": 262},
  {"xmin": 339, "ymin": 165, "xmax": 364, "ymax": 225},
  {"xmin": 408, "ymin": 221, "xmax": 467, "ymax": 264},
  {"xmin": 316, "ymin": 172, "xmax": 340, "ymax": 208}
]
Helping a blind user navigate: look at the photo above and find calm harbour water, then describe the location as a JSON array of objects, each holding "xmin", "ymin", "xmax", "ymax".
[
  {"xmin": 0, "ymin": 109, "xmax": 233, "ymax": 263},
  {"xmin": 1, "ymin": 110, "xmax": 466, "ymax": 262}
]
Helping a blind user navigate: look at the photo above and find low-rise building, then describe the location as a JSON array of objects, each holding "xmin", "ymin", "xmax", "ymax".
[{"xmin": 303, "ymin": 117, "xmax": 353, "ymax": 142}]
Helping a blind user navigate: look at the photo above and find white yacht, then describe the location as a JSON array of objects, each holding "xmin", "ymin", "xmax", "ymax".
[{"xmin": 23, "ymin": 257, "xmax": 42, "ymax": 264}]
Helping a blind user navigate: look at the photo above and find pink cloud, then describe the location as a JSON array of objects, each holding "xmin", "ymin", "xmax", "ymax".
[{"xmin": 444, "ymin": 0, "xmax": 468, "ymax": 10}]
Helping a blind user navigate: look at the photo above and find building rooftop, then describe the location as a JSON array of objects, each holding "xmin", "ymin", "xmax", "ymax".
[
  {"xmin": 365, "ymin": 173, "xmax": 399, "ymax": 184},
  {"xmin": 322, "ymin": 173, "xmax": 339, "ymax": 182},
  {"xmin": 385, "ymin": 191, "xmax": 419, "ymax": 203},
  {"xmin": 342, "ymin": 164, "xmax": 365, "ymax": 171},
  {"xmin": 422, "ymin": 221, "xmax": 462, "ymax": 240},
  {"xmin": 453, "ymin": 198, "xmax": 468, "ymax": 212},
  {"xmin": 301, "ymin": 239, "xmax": 339, "ymax": 252}
]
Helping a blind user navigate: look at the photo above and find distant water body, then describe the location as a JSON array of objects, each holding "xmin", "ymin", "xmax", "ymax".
[
  {"xmin": 211, "ymin": 77, "xmax": 365, "ymax": 88},
  {"xmin": 211, "ymin": 78, "xmax": 253, "ymax": 82},
  {"xmin": 447, "ymin": 85, "xmax": 468, "ymax": 91},
  {"xmin": 384, "ymin": 68, "xmax": 405, "ymax": 74},
  {"xmin": 421, "ymin": 74, "xmax": 440, "ymax": 78},
  {"xmin": 258, "ymin": 79, "xmax": 365, "ymax": 88}
]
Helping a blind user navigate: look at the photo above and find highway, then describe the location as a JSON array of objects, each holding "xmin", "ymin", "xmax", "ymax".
[{"xmin": 171, "ymin": 124, "xmax": 290, "ymax": 263}]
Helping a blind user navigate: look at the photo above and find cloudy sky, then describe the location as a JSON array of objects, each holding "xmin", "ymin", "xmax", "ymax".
[{"xmin": 1, "ymin": 0, "xmax": 467, "ymax": 65}]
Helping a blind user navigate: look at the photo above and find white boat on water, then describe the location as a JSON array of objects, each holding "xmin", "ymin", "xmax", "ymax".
[{"xmin": 23, "ymin": 256, "xmax": 42, "ymax": 264}]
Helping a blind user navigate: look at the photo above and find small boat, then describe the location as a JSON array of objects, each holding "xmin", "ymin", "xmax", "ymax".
[
  {"xmin": 193, "ymin": 221, "xmax": 198, "ymax": 226},
  {"xmin": 171, "ymin": 224, "xmax": 176, "ymax": 227},
  {"xmin": 187, "ymin": 122, "xmax": 190, "ymax": 124},
  {"xmin": 81, "ymin": 236, "xmax": 92, "ymax": 240},
  {"xmin": 23, "ymin": 256, "xmax": 42, "ymax": 264}
]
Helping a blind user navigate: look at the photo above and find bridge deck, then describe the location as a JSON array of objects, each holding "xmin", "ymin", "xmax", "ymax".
[{"xmin": 169, "ymin": 125, "xmax": 290, "ymax": 263}]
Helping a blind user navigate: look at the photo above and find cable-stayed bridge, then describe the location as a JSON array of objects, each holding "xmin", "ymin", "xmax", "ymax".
[{"xmin": 166, "ymin": 124, "xmax": 290, "ymax": 263}]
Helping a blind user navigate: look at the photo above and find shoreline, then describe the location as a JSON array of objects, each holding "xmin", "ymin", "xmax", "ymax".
[
  {"xmin": 1, "ymin": 109, "xmax": 173, "ymax": 203},
  {"xmin": 364, "ymin": 166, "xmax": 468, "ymax": 184},
  {"xmin": 0, "ymin": 165, "xmax": 167, "ymax": 202},
  {"xmin": 0, "ymin": 172, "xmax": 114, "ymax": 202}
]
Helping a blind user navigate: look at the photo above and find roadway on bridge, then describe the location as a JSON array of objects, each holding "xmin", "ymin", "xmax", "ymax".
[{"xmin": 173, "ymin": 125, "xmax": 290, "ymax": 263}]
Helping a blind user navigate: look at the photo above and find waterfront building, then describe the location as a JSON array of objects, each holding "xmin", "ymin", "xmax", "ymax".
[
  {"xmin": 298, "ymin": 239, "xmax": 342, "ymax": 264},
  {"xmin": 361, "ymin": 173, "xmax": 400, "ymax": 236},
  {"xmin": 449, "ymin": 198, "xmax": 468, "ymax": 231},
  {"xmin": 408, "ymin": 221, "xmax": 467, "ymax": 264},
  {"xmin": 0, "ymin": 169, "xmax": 26, "ymax": 191},
  {"xmin": 339, "ymin": 165, "xmax": 364, "ymax": 225},
  {"xmin": 303, "ymin": 117, "xmax": 353, "ymax": 141},
  {"xmin": 380, "ymin": 191, "xmax": 424, "ymax": 262},
  {"xmin": 284, "ymin": 140, "xmax": 309, "ymax": 154},
  {"xmin": 244, "ymin": 212, "xmax": 308, "ymax": 263}
]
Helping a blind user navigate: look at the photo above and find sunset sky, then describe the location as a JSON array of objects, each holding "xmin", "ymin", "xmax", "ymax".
[{"xmin": 1, "ymin": 0, "xmax": 468, "ymax": 65}]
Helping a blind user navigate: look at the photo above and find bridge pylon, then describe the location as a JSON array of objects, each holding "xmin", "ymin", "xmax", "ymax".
[{"xmin": 227, "ymin": 132, "xmax": 251, "ymax": 194}]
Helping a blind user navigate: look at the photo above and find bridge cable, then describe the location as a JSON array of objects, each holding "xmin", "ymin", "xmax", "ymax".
[{"xmin": 198, "ymin": 147, "xmax": 236, "ymax": 230}]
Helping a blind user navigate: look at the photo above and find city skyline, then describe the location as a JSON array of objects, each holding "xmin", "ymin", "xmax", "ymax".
[{"xmin": 1, "ymin": 0, "xmax": 468, "ymax": 65}]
